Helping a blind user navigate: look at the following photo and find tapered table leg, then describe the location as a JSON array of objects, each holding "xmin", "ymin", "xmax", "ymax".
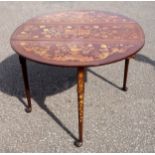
[
  {"xmin": 19, "ymin": 56, "xmax": 32, "ymax": 113},
  {"xmin": 75, "ymin": 67, "xmax": 85, "ymax": 147},
  {"xmin": 122, "ymin": 58, "xmax": 130, "ymax": 91}
]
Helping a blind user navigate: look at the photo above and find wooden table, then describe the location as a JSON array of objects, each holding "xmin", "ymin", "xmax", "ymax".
[{"xmin": 10, "ymin": 11, "xmax": 145, "ymax": 147}]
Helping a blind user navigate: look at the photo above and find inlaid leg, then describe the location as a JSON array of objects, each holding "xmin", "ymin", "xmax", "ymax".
[
  {"xmin": 75, "ymin": 67, "xmax": 85, "ymax": 147},
  {"xmin": 19, "ymin": 56, "xmax": 32, "ymax": 113},
  {"xmin": 122, "ymin": 58, "xmax": 130, "ymax": 91}
]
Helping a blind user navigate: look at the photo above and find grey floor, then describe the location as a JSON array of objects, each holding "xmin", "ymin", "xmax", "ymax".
[{"xmin": 0, "ymin": 1, "xmax": 155, "ymax": 153}]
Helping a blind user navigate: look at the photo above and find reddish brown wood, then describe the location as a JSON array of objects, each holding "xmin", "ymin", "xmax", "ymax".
[
  {"xmin": 19, "ymin": 56, "xmax": 32, "ymax": 112},
  {"xmin": 75, "ymin": 67, "xmax": 85, "ymax": 147},
  {"xmin": 122, "ymin": 58, "xmax": 129, "ymax": 91},
  {"xmin": 10, "ymin": 11, "xmax": 145, "ymax": 67}
]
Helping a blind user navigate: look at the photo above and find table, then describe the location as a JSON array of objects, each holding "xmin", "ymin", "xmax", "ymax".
[{"xmin": 10, "ymin": 11, "xmax": 145, "ymax": 147}]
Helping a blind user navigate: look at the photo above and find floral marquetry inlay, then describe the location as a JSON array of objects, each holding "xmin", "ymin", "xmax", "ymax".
[{"xmin": 11, "ymin": 11, "xmax": 145, "ymax": 66}]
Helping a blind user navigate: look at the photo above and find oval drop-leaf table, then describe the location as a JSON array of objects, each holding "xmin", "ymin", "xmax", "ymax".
[{"xmin": 10, "ymin": 11, "xmax": 145, "ymax": 147}]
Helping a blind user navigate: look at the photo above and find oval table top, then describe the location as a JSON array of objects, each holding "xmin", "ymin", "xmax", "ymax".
[{"xmin": 10, "ymin": 11, "xmax": 145, "ymax": 67}]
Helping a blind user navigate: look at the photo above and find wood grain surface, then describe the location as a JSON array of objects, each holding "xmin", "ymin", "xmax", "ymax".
[{"xmin": 10, "ymin": 11, "xmax": 145, "ymax": 67}]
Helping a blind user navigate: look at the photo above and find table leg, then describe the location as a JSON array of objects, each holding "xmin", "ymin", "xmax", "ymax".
[
  {"xmin": 75, "ymin": 67, "xmax": 85, "ymax": 147},
  {"xmin": 122, "ymin": 58, "xmax": 130, "ymax": 91},
  {"xmin": 19, "ymin": 56, "xmax": 32, "ymax": 113}
]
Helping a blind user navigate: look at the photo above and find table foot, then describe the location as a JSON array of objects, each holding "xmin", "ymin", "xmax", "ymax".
[
  {"xmin": 25, "ymin": 107, "xmax": 32, "ymax": 113},
  {"xmin": 74, "ymin": 140, "xmax": 83, "ymax": 147},
  {"xmin": 122, "ymin": 87, "xmax": 128, "ymax": 91}
]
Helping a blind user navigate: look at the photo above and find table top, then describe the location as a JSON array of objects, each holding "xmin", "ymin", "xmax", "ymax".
[{"xmin": 10, "ymin": 11, "xmax": 145, "ymax": 67}]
